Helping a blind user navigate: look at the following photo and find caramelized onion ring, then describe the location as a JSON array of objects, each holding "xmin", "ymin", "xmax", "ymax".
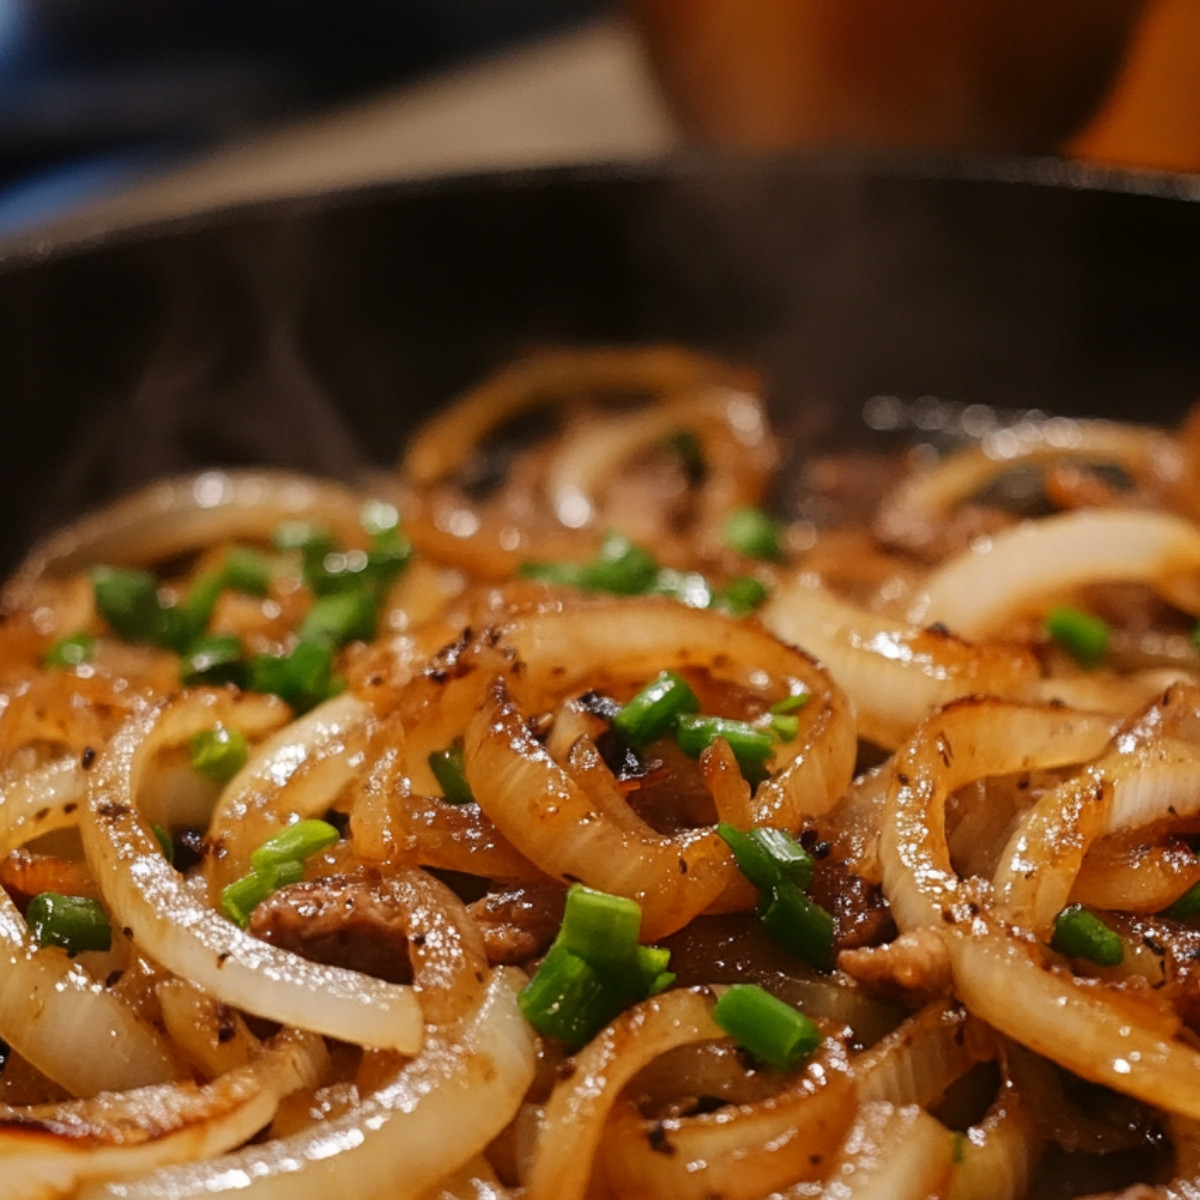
[{"xmin": 79, "ymin": 692, "xmax": 425, "ymax": 1055}]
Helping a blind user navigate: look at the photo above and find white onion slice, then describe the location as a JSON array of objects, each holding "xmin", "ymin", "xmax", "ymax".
[
  {"xmin": 1, "ymin": 1028, "xmax": 326, "ymax": 1200},
  {"xmin": 911, "ymin": 509, "xmax": 1200, "ymax": 639},
  {"xmin": 80, "ymin": 968, "xmax": 537, "ymax": 1200},
  {"xmin": 80, "ymin": 693, "xmax": 424, "ymax": 1054},
  {"xmin": 763, "ymin": 577, "xmax": 1039, "ymax": 749},
  {"xmin": 0, "ymin": 756, "xmax": 182, "ymax": 1095},
  {"xmin": 204, "ymin": 690, "xmax": 370, "ymax": 891},
  {"xmin": 7, "ymin": 470, "xmax": 370, "ymax": 602},
  {"xmin": 876, "ymin": 419, "xmax": 1181, "ymax": 552}
]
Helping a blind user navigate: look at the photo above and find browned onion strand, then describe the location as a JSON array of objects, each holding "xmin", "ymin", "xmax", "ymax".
[{"xmin": 7, "ymin": 350, "xmax": 1200, "ymax": 1196}]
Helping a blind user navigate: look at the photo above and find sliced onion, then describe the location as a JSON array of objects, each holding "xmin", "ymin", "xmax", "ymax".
[
  {"xmin": 946, "ymin": 1087, "xmax": 1039, "ymax": 1200},
  {"xmin": 1, "ymin": 1028, "xmax": 326, "ymax": 1198},
  {"xmin": 7, "ymin": 470, "xmax": 371, "ymax": 603},
  {"xmin": 80, "ymin": 967, "xmax": 537, "ymax": 1200},
  {"xmin": 911, "ymin": 509, "xmax": 1200, "ymax": 639},
  {"xmin": 499, "ymin": 598, "xmax": 856, "ymax": 828},
  {"xmin": 876, "ymin": 419, "xmax": 1181, "ymax": 555},
  {"xmin": 203, "ymin": 690, "xmax": 369, "ymax": 891},
  {"xmin": 524, "ymin": 988, "xmax": 727, "ymax": 1200},
  {"xmin": 762, "ymin": 577, "xmax": 1040, "ymax": 749},
  {"xmin": 401, "ymin": 346, "xmax": 758, "ymax": 489},
  {"xmin": 466, "ymin": 677, "xmax": 731, "ymax": 939},
  {"xmin": 854, "ymin": 1002, "xmax": 989, "ymax": 1107},
  {"xmin": 882, "ymin": 697, "xmax": 1200, "ymax": 1119},
  {"xmin": 812, "ymin": 1100, "xmax": 955, "ymax": 1199},
  {"xmin": 79, "ymin": 692, "xmax": 425, "ymax": 1054},
  {"xmin": 599, "ymin": 1045, "xmax": 856, "ymax": 1200},
  {"xmin": 994, "ymin": 737, "xmax": 1200, "ymax": 933},
  {"xmin": 0, "ymin": 756, "xmax": 181, "ymax": 1096}
]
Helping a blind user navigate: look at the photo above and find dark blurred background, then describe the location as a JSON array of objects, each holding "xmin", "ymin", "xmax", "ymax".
[{"xmin": 0, "ymin": 0, "xmax": 609, "ymax": 229}]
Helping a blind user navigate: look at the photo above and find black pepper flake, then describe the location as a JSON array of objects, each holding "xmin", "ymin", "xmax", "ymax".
[
  {"xmin": 648, "ymin": 1123, "xmax": 676, "ymax": 1155},
  {"xmin": 81, "ymin": 746, "xmax": 96, "ymax": 770}
]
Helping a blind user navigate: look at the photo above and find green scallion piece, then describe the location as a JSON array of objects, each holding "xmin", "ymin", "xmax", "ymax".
[
  {"xmin": 712, "ymin": 575, "xmax": 770, "ymax": 616},
  {"xmin": 712, "ymin": 984, "xmax": 821, "ymax": 1071},
  {"xmin": 579, "ymin": 532, "xmax": 660, "ymax": 595},
  {"xmin": 91, "ymin": 566, "xmax": 165, "ymax": 643},
  {"xmin": 758, "ymin": 880, "xmax": 836, "ymax": 971},
  {"xmin": 301, "ymin": 591, "xmax": 378, "ymax": 647},
  {"xmin": 723, "ymin": 508, "xmax": 785, "ymax": 562},
  {"xmin": 428, "ymin": 742, "xmax": 475, "ymax": 805},
  {"xmin": 636, "ymin": 944, "xmax": 676, "ymax": 995},
  {"xmin": 770, "ymin": 694, "xmax": 809, "ymax": 715},
  {"xmin": 612, "ymin": 672, "xmax": 700, "ymax": 746},
  {"xmin": 178, "ymin": 571, "xmax": 225, "ymax": 642},
  {"xmin": 1050, "ymin": 903, "xmax": 1123, "ymax": 966},
  {"xmin": 26, "ymin": 892, "xmax": 112, "ymax": 956},
  {"xmin": 717, "ymin": 823, "xmax": 815, "ymax": 893},
  {"xmin": 770, "ymin": 714, "xmax": 800, "ymax": 742},
  {"xmin": 221, "ymin": 546, "xmax": 273, "ymax": 596},
  {"xmin": 517, "ymin": 943, "xmax": 628, "ymax": 1050},
  {"xmin": 42, "ymin": 632, "xmax": 94, "ymax": 669},
  {"xmin": 220, "ymin": 859, "xmax": 305, "ymax": 928},
  {"xmin": 1167, "ymin": 881, "xmax": 1200, "ymax": 920},
  {"xmin": 189, "ymin": 726, "xmax": 248, "ymax": 785},
  {"xmin": 180, "ymin": 633, "xmax": 246, "ymax": 688},
  {"xmin": 1045, "ymin": 606, "xmax": 1110, "ymax": 669},
  {"xmin": 675, "ymin": 714, "xmax": 775, "ymax": 766},
  {"xmin": 557, "ymin": 884, "xmax": 643, "ymax": 978},
  {"xmin": 251, "ymin": 818, "xmax": 340, "ymax": 873},
  {"xmin": 248, "ymin": 639, "xmax": 335, "ymax": 712}
]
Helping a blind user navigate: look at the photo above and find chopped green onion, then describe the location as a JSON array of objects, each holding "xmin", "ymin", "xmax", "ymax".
[
  {"xmin": 151, "ymin": 823, "xmax": 175, "ymax": 864},
  {"xmin": 612, "ymin": 672, "xmax": 700, "ymax": 746},
  {"xmin": 771, "ymin": 693, "xmax": 809, "ymax": 715},
  {"xmin": 758, "ymin": 881, "xmax": 836, "ymax": 971},
  {"xmin": 26, "ymin": 892, "xmax": 112, "ymax": 956},
  {"xmin": 301, "ymin": 591, "xmax": 378, "ymax": 647},
  {"xmin": 717, "ymin": 824, "xmax": 815, "ymax": 893},
  {"xmin": 675, "ymin": 714, "xmax": 775, "ymax": 766},
  {"xmin": 557, "ymin": 885, "xmax": 643, "ymax": 979},
  {"xmin": 248, "ymin": 639, "xmax": 335, "ymax": 712},
  {"xmin": 517, "ymin": 944, "xmax": 628, "ymax": 1050},
  {"xmin": 91, "ymin": 566, "xmax": 166, "ymax": 643},
  {"xmin": 1050, "ymin": 904, "xmax": 1124, "ymax": 965},
  {"xmin": 1050, "ymin": 903, "xmax": 1123, "ymax": 966},
  {"xmin": 180, "ymin": 633, "xmax": 246, "ymax": 688},
  {"xmin": 1167, "ymin": 881, "xmax": 1200, "ymax": 920},
  {"xmin": 42, "ymin": 632, "xmax": 94, "ymax": 669},
  {"xmin": 178, "ymin": 570, "xmax": 225, "ymax": 641},
  {"xmin": 711, "ymin": 575, "xmax": 770, "ymax": 615},
  {"xmin": 952, "ymin": 1131, "xmax": 967, "ymax": 1165},
  {"xmin": 712, "ymin": 984, "xmax": 820, "ymax": 1071},
  {"xmin": 220, "ymin": 859, "xmax": 305, "ymax": 928},
  {"xmin": 189, "ymin": 726, "xmax": 248, "ymax": 785},
  {"xmin": 1045, "ymin": 606, "xmax": 1110, "ymax": 669},
  {"xmin": 251, "ymin": 818, "xmax": 340, "ymax": 873},
  {"xmin": 365, "ymin": 527, "xmax": 414, "ymax": 592},
  {"xmin": 770, "ymin": 714, "xmax": 800, "ymax": 742},
  {"xmin": 723, "ymin": 508, "xmax": 785, "ymax": 562},
  {"xmin": 519, "ymin": 885, "xmax": 674, "ymax": 1047},
  {"xmin": 428, "ymin": 742, "xmax": 475, "ymax": 805},
  {"xmin": 222, "ymin": 547, "xmax": 273, "ymax": 596},
  {"xmin": 636, "ymin": 944, "xmax": 676, "ymax": 996},
  {"xmin": 581, "ymin": 533, "xmax": 660, "ymax": 595}
]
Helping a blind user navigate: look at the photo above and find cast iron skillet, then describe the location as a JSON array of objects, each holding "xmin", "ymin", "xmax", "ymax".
[{"xmin": 2, "ymin": 152, "xmax": 1200, "ymax": 573}]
